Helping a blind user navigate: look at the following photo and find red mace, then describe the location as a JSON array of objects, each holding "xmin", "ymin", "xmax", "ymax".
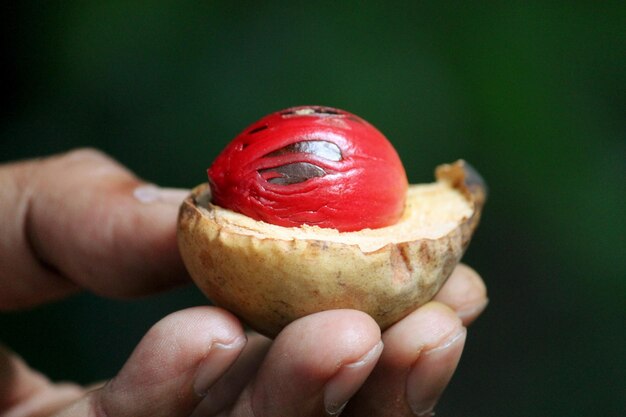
[{"xmin": 208, "ymin": 106, "xmax": 408, "ymax": 232}]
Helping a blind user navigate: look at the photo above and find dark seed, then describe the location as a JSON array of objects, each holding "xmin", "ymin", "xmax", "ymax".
[
  {"xmin": 264, "ymin": 140, "xmax": 342, "ymax": 162},
  {"xmin": 313, "ymin": 107, "xmax": 339, "ymax": 115},
  {"xmin": 260, "ymin": 162, "xmax": 326, "ymax": 185}
]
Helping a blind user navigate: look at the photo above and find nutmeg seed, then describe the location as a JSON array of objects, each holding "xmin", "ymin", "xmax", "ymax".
[{"xmin": 207, "ymin": 105, "xmax": 408, "ymax": 232}]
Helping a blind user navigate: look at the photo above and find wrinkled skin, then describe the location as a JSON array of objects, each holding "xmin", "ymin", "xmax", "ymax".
[{"xmin": 208, "ymin": 106, "xmax": 408, "ymax": 231}]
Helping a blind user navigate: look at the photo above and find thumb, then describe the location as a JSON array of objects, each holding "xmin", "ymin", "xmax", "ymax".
[{"xmin": 0, "ymin": 148, "xmax": 190, "ymax": 309}]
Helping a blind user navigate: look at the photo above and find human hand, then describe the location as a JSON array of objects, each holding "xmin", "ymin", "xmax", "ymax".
[{"xmin": 0, "ymin": 149, "xmax": 488, "ymax": 416}]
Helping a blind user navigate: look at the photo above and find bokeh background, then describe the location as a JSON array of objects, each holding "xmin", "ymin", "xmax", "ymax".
[{"xmin": 1, "ymin": 2, "xmax": 624, "ymax": 415}]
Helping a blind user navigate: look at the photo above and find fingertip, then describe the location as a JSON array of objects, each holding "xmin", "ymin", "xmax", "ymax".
[
  {"xmin": 324, "ymin": 339, "xmax": 384, "ymax": 415},
  {"xmin": 278, "ymin": 309, "xmax": 382, "ymax": 350},
  {"xmin": 140, "ymin": 306, "xmax": 245, "ymax": 352},
  {"xmin": 98, "ymin": 306, "xmax": 246, "ymax": 417},
  {"xmin": 406, "ymin": 326, "xmax": 466, "ymax": 416},
  {"xmin": 191, "ymin": 333, "xmax": 272, "ymax": 416},
  {"xmin": 243, "ymin": 310, "xmax": 382, "ymax": 416},
  {"xmin": 435, "ymin": 263, "xmax": 488, "ymax": 325},
  {"xmin": 346, "ymin": 302, "xmax": 466, "ymax": 416},
  {"xmin": 455, "ymin": 264, "xmax": 487, "ymax": 298},
  {"xmin": 399, "ymin": 303, "xmax": 466, "ymax": 415},
  {"xmin": 382, "ymin": 301, "xmax": 464, "ymax": 362}
]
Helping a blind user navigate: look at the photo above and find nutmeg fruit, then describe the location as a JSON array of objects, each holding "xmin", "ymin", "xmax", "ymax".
[{"xmin": 177, "ymin": 106, "xmax": 487, "ymax": 337}]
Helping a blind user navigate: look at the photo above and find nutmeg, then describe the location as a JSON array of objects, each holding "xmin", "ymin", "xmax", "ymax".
[{"xmin": 206, "ymin": 106, "xmax": 408, "ymax": 232}]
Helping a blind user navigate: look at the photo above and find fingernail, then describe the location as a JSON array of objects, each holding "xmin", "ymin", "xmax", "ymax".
[
  {"xmin": 407, "ymin": 328, "xmax": 466, "ymax": 416},
  {"xmin": 324, "ymin": 340, "xmax": 383, "ymax": 415},
  {"xmin": 133, "ymin": 184, "xmax": 189, "ymax": 205},
  {"xmin": 193, "ymin": 336, "xmax": 247, "ymax": 396},
  {"xmin": 457, "ymin": 298, "xmax": 489, "ymax": 321}
]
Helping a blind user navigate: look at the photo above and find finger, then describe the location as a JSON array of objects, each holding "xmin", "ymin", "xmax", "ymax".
[
  {"xmin": 52, "ymin": 307, "xmax": 246, "ymax": 417},
  {"xmin": 227, "ymin": 310, "xmax": 383, "ymax": 417},
  {"xmin": 434, "ymin": 264, "xmax": 488, "ymax": 325},
  {"xmin": 0, "ymin": 345, "xmax": 84, "ymax": 417},
  {"xmin": 191, "ymin": 333, "xmax": 271, "ymax": 417},
  {"xmin": 0, "ymin": 148, "xmax": 190, "ymax": 309},
  {"xmin": 343, "ymin": 302, "xmax": 465, "ymax": 417}
]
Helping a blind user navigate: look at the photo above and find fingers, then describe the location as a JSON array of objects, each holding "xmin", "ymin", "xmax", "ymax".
[
  {"xmin": 343, "ymin": 302, "xmax": 465, "ymax": 417},
  {"xmin": 0, "ymin": 148, "xmax": 190, "ymax": 309},
  {"xmin": 52, "ymin": 307, "xmax": 246, "ymax": 417},
  {"xmin": 2, "ymin": 307, "xmax": 246, "ymax": 417},
  {"xmin": 434, "ymin": 264, "xmax": 488, "ymax": 325},
  {"xmin": 193, "ymin": 265, "xmax": 486, "ymax": 417},
  {"xmin": 0, "ymin": 344, "xmax": 85, "ymax": 417},
  {"xmin": 226, "ymin": 310, "xmax": 383, "ymax": 417}
]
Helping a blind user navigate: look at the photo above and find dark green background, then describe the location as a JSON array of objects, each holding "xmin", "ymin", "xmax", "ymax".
[{"xmin": 1, "ymin": 2, "xmax": 624, "ymax": 415}]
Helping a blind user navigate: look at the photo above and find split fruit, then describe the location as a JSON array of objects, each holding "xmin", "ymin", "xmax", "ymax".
[{"xmin": 178, "ymin": 106, "xmax": 486, "ymax": 337}]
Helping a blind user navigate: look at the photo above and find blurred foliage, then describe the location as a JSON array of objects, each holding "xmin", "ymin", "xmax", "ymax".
[{"xmin": 1, "ymin": 1, "xmax": 624, "ymax": 415}]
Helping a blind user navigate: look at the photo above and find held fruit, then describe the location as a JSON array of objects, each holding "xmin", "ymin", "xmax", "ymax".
[{"xmin": 178, "ymin": 106, "xmax": 487, "ymax": 338}]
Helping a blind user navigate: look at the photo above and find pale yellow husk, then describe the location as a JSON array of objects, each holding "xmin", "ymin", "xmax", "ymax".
[{"xmin": 177, "ymin": 160, "xmax": 486, "ymax": 337}]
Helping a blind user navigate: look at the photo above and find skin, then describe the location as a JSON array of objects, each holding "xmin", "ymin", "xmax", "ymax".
[{"xmin": 0, "ymin": 149, "xmax": 488, "ymax": 417}]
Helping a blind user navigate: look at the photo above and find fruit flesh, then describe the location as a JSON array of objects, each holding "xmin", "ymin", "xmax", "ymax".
[{"xmin": 194, "ymin": 182, "xmax": 473, "ymax": 253}]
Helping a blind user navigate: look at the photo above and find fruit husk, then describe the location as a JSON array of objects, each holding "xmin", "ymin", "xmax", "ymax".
[{"xmin": 177, "ymin": 160, "xmax": 486, "ymax": 337}]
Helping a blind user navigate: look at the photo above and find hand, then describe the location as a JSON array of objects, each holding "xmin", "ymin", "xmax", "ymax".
[{"xmin": 0, "ymin": 149, "xmax": 488, "ymax": 416}]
